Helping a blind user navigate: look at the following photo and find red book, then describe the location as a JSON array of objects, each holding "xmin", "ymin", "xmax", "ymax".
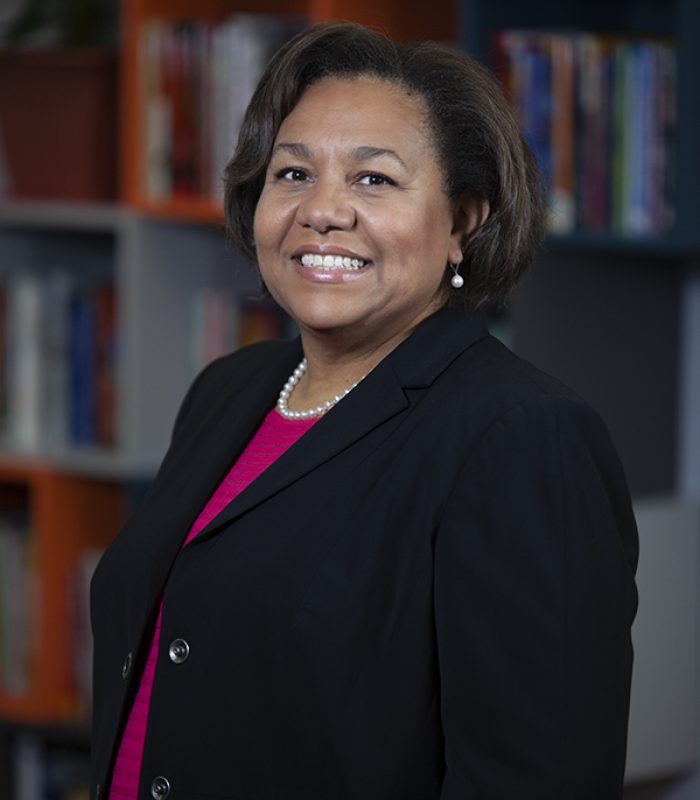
[{"xmin": 549, "ymin": 34, "xmax": 575, "ymax": 232}]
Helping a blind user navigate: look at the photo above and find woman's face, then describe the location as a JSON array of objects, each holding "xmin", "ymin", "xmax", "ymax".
[{"xmin": 253, "ymin": 76, "xmax": 468, "ymax": 345}]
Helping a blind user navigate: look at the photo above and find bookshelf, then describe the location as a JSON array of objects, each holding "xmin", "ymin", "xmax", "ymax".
[
  {"xmin": 119, "ymin": 0, "xmax": 455, "ymax": 220},
  {"xmin": 0, "ymin": 464, "xmax": 123, "ymax": 721},
  {"xmin": 0, "ymin": 0, "xmax": 698, "ymax": 796},
  {"xmin": 457, "ymin": 0, "xmax": 700, "ymax": 499},
  {"xmin": 459, "ymin": 0, "xmax": 700, "ymax": 797},
  {"xmin": 461, "ymin": 0, "xmax": 700, "ymax": 251}
]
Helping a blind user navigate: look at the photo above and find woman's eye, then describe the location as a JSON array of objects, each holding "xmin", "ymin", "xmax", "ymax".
[
  {"xmin": 357, "ymin": 173, "xmax": 396, "ymax": 187},
  {"xmin": 275, "ymin": 167, "xmax": 309, "ymax": 182}
]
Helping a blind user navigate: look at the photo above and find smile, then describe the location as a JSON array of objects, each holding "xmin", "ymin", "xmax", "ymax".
[{"xmin": 299, "ymin": 254, "xmax": 367, "ymax": 270}]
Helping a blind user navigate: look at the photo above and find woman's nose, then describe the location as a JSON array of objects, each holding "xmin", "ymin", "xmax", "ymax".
[{"xmin": 296, "ymin": 180, "xmax": 356, "ymax": 232}]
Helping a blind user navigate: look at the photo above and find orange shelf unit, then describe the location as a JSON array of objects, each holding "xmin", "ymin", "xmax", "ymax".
[
  {"xmin": 0, "ymin": 462, "xmax": 124, "ymax": 724},
  {"xmin": 119, "ymin": 0, "xmax": 456, "ymax": 219}
]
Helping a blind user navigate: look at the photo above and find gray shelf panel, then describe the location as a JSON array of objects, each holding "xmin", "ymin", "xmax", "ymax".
[
  {"xmin": 460, "ymin": 0, "xmax": 676, "ymax": 63},
  {"xmin": 544, "ymin": 232, "xmax": 695, "ymax": 258},
  {"xmin": 509, "ymin": 248, "xmax": 681, "ymax": 497},
  {"xmin": 0, "ymin": 446, "xmax": 158, "ymax": 480},
  {"xmin": 625, "ymin": 497, "xmax": 700, "ymax": 782},
  {"xmin": 0, "ymin": 201, "xmax": 124, "ymax": 233}
]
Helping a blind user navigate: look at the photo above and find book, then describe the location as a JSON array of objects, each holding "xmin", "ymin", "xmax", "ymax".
[
  {"xmin": 494, "ymin": 29, "xmax": 677, "ymax": 237},
  {"xmin": 0, "ymin": 272, "xmax": 115, "ymax": 452},
  {"xmin": 140, "ymin": 14, "xmax": 303, "ymax": 201},
  {"xmin": 95, "ymin": 283, "xmax": 116, "ymax": 447},
  {"xmin": 549, "ymin": 34, "xmax": 575, "ymax": 233},
  {"xmin": 5, "ymin": 272, "xmax": 43, "ymax": 451},
  {"xmin": 43, "ymin": 270, "xmax": 72, "ymax": 450},
  {"xmin": 69, "ymin": 288, "xmax": 97, "ymax": 447}
]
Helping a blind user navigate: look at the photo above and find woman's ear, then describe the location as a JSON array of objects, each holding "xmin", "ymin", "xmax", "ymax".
[{"xmin": 448, "ymin": 196, "xmax": 490, "ymax": 264}]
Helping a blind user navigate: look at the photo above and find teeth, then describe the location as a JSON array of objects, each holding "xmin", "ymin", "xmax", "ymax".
[{"xmin": 299, "ymin": 253, "xmax": 366, "ymax": 270}]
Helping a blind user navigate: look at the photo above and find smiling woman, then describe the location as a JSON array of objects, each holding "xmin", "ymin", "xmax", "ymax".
[
  {"xmin": 90, "ymin": 22, "xmax": 638, "ymax": 800},
  {"xmin": 252, "ymin": 76, "xmax": 478, "ymax": 384}
]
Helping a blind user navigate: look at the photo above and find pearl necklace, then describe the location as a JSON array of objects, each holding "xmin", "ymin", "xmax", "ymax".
[{"xmin": 276, "ymin": 358, "xmax": 365, "ymax": 420}]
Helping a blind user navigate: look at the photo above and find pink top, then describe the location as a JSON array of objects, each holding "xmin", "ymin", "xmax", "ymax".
[{"xmin": 108, "ymin": 408, "xmax": 317, "ymax": 799}]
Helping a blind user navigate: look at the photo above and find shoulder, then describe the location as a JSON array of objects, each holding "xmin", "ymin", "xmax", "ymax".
[
  {"xmin": 437, "ymin": 334, "xmax": 637, "ymax": 553},
  {"xmin": 403, "ymin": 308, "xmax": 591, "ymax": 424},
  {"xmin": 439, "ymin": 332, "xmax": 603, "ymax": 439},
  {"xmin": 443, "ymin": 335, "xmax": 635, "ymax": 536},
  {"xmin": 426, "ymin": 329, "xmax": 636, "ymax": 512}
]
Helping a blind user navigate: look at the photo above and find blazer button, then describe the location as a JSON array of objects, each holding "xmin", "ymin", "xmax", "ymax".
[
  {"xmin": 121, "ymin": 651, "xmax": 133, "ymax": 679},
  {"xmin": 151, "ymin": 776, "xmax": 171, "ymax": 800},
  {"xmin": 168, "ymin": 638, "xmax": 190, "ymax": 664}
]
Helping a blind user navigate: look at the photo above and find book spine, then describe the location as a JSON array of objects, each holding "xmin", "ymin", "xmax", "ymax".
[
  {"xmin": 660, "ymin": 42, "xmax": 677, "ymax": 233},
  {"xmin": 95, "ymin": 283, "xmax": 116, "ymax": 447},
  {"xmin": 170, "ymin": 22, "xmax": 197, "ymax": 197},
  {"xmin": 549, "ymin": 34, "xmax": 576, "ymax": 233},
  {"xmin": 69, "ymin": 289, "xmax": 97, "ymax": 447},
  {"xmin": 494, "ymin": 29, "xmax": 677, "ymax": 238},
  {"xmin": 43, "ymin": 270, "xmax": 72, "ymax": 450},
  {"xmin": 141, "ymin": 20, "xmax": 172, "ymax": 200},
  {"xmin": 6, "ymin": 274, "xmax": 43, "ymax": 451}
]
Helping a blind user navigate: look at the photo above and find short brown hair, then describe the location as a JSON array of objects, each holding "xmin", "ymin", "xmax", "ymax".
[{"xmin": 224, "ymin": 22, "xmax": 544, "ymax": 309}]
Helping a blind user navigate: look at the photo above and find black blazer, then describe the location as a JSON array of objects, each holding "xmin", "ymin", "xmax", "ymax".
[{"xmin": 91, "ymin": 307, "xmax": 638, "ymax": 800}]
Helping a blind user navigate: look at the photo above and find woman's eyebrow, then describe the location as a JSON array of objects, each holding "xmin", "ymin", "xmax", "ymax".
[
  {"xmin": 271, "ymin": 142, "xmax": 408, "ymax": 171},
  {"xmin": 350, "ymin": 146, "xmax": 408, "ymax": 171},
  {"xmin": 272, "ymin": 142, "xmax": 311, "ymax": 159}
]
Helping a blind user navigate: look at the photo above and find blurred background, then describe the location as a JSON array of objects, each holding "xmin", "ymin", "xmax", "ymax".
[{"xmin": 0, "ymin": 0, "xmax": 698, "ymax": 798}]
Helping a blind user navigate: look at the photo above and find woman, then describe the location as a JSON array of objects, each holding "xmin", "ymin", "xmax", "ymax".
[{"xmin": 91, "ymin": 22, "xmax": 638, "ymax": 800}]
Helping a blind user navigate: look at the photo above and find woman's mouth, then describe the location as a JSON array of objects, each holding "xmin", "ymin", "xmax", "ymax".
[{"xmin": 298, "ymin": 253, "xmax": 368, "ymax": 271}]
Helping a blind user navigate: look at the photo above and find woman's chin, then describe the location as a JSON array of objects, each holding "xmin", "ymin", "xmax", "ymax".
[{"xmin": 295, "ymin": 313, "xmax": 361, "ymax": 335}]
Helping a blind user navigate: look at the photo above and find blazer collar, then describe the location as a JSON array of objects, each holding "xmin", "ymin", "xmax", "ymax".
[
  {"xmin": 139, "ymin": 307, "xmax": 488, "ymax": 608},
  {"xmin": 386, "ymin": 305, "xmax": 489, "ymax": 387}
]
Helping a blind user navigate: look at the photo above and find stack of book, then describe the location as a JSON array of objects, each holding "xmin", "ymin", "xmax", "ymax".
[
  {"xmin": 139, "ymin": 14, "xmax": 303, "ymax": 201},
  {"xmin": 493, "ymin": 31, "xmax": 676, "ymax": 236},
  {"xmin": 0, "ymin": 272, "xmax": 116, "ymax": 453}
]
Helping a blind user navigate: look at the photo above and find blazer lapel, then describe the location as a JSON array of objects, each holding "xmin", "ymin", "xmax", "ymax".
[
  {"xmin": 190, "ymin": 360, "xmax": 408, "ymax": 544},
  {"xmin": 190, "ymin": 307, "xmax": 489, "ymax": 545},
  {"xmin": 138, "ymin": 342, "xmax": 302, "ymax": 606},
  {"xmin": 132, "ymin": 306, "xmax": 489, "ymax": 616}
]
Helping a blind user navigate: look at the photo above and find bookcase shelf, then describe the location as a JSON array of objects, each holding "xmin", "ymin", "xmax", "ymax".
[
  {"xmin": 0, "ymin": 201, "xmax": 124, "ymax": 232},
  {"xmin": 120, "ymin": 0, "xmax": 455, "ymax": 215},
  {"xmin": 461, "ymin": 0, "xmax": 700, "ymax": 252},
  {"xmin": 544, "ymin": 231, "xmax": 693, "ymax": 257},
  {"xmin": 131, "ymin": 197, "xmax": 224, "ymax": 225},
  {"xmin": 459, "ymin": 0, "xmax": 699, "ymax": 501}
]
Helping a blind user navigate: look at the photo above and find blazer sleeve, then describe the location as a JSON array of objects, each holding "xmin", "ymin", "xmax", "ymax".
[{"xmin": 435, "ymin": 394, "xmax": 639, "ymax": 800}]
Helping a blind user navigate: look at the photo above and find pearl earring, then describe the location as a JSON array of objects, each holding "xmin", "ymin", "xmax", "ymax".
[{"xmin": 450, "ymin": 262, "xmax": 464, "ymax": 289}]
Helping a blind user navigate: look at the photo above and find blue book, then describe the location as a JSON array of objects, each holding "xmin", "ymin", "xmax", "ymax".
[{"xmin": 69, "ymin": 289, "xmax": 96, "ymax": 446}]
